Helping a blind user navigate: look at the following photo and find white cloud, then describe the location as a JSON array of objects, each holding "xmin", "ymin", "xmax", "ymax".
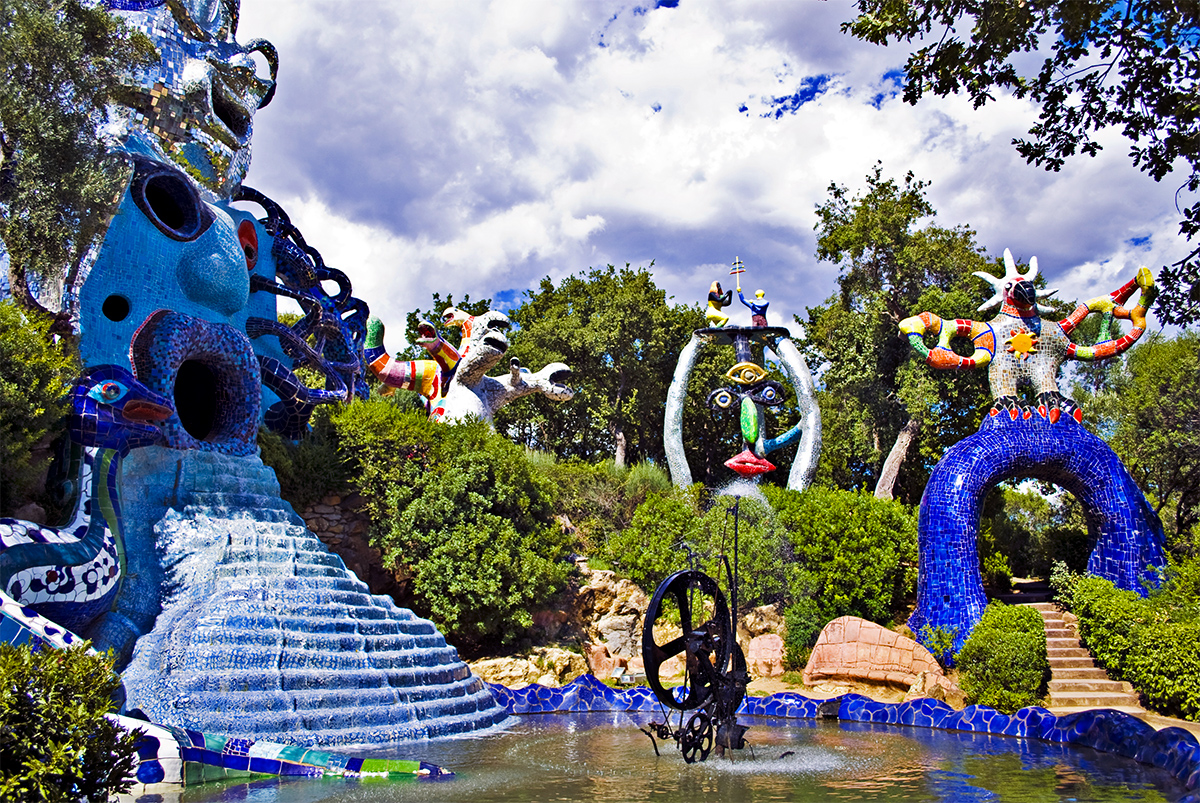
[{"xmin": 236, "ymin": 0, "xmax": 1191, "ymax": 337}]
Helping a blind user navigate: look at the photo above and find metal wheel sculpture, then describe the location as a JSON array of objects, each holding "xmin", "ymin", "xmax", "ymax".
[{"xmin": 641, "ymin": 561, "xmax": 749, "ymax": 763}]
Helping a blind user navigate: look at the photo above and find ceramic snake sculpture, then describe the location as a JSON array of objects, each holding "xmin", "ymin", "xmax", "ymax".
[{"xmin": 0, "ymin": 365, "xmax": 172, "ymax": 635}]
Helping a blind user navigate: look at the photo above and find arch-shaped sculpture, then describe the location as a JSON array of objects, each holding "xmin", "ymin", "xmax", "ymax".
[
  {"xmin": 900, "ymin": 249, "xmax": 1166, "ymax": 654},
  {"xmin": 908, "ymin": 412, "xmax": 1166, "ymax": 653},
  {"xmin": 664, "ymin": 326, "xmax": 821, "ymax": 491}
]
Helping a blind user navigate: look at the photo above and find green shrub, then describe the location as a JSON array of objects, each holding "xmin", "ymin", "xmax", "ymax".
[
  {"xmin": 0, "ymin": 643, "xmax": 141, "ymax": 803},
  {"xmin": 1124, "ymin": 623, "xmax": 1200, "ymax": 720},
  {"xmin": 783, "ymin": 597, "xmax": 824, "ymax": 669},
  {"xmin": 1049, "ymin": 560, "xmax": 1083, "ymax": 611},
  {"xmin": 919, "ymin": 624, "xmax": 959, "ymax": 668},
  {"xmin": 602, "ymin": 488, "xmax": 704, "ymax": 591},
  {"xmin": 375, "ymin": 418, "xmax": 575, "ymax": 653},
  {"xmin": 257, "ymin": 409, "xmax": 346, "ymax": 510},
  {"xmin": 1072, "ymin": 576, "xmax": 1147, "ymax": 676},
  {"xmin": 956, "ymin": 602, "xmax": 1048, "ymax": 713},
  {"xmin": 0, "ymin": 300, "xmax": 77, "ymax": 515},
  {"xmin": 768, "ymin": 485, "xmax": 918, "ymax": 653},
  {"xmin": 603, "ymin": 490, "xmax": 789, "ymax": 611}
]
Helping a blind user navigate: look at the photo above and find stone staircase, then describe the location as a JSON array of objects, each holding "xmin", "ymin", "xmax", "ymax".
[
  {"xmin": 990, "ymin": 579, "xmax": 1140, "ymax": 710},
  {"xmin": 1031, "ymin": 601, "xmax": 1140, "ymax": 710}
]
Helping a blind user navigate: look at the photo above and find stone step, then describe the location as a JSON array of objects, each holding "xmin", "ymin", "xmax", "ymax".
[
  {"xmin": 1052, "ymin": 667, "xmax": 1112, "ymax": 680},
  {"xmin": 1045, "ymin": 628, "xmax": 1074, "ymax": 638},
  {"xmin": 1047, "ymin": 637, "xmax": 1082, "ymax": 648},
  {"xmin": 1049, "ymin": 656, "xmax": 1098, "ymax": 669},
  {"xmin": 1027, "ymin": 602, "xmax": 1057, "ymax": 612},
  {"xmin": 1048, "ymin": 678, "xmax": 1128, "ymax": 693},
  {"xmin": 1048, "ymin": 690, "xmax": 1140, "ymax": 708},
  {"xmin": 1048, "ymin": 646, "xmax": 1091, "ymax": 658}
]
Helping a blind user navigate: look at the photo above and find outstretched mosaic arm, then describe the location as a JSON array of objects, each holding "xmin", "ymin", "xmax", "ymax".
[
  {"xmin": 898, "ymin": 313, "xmax": 996, "ymax": 371},
  {"xmin": 1059, "ymin": 267, "xmax": 1158, "ymax": 361}
]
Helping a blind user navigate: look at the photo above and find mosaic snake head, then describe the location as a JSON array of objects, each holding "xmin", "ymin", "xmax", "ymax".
[
  {"xmin": 456, "ymin": 311, "xmax": 513, "ymax": 383},
  {"xmin": 69, "ymin": 365, "xmax": 174, "ymax": 456}
]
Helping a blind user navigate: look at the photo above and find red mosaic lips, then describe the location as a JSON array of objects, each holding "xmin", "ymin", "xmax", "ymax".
[{"xmin": 724, "ymin": 449, "xmax": 775, "ymax": 477}]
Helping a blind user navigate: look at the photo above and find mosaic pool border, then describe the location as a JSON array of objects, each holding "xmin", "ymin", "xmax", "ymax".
[{"xmin": 490, "ymin": 674, "xmax": 1200, "ymax": 800}]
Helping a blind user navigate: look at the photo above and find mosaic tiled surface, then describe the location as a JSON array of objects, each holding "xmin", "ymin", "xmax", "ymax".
[
  {"xmin": 124, "ymin": 718, "xmax": 451, "ymax": 788},
  {"xmin": 102, "ymin": 0, "xmax": 275, "ymax": 198},
  {"xmin": 0, "ymin": 587, "xmax": 91, "ymax": 652},
  {"xmin": 1, "ymin": 365, "xmax": 172, "ymax": 634},
  {"xmin": 129, "ymin": 309, "xmax": 260, "ymax": 455},
  {"xmin": 911, "ymin": 412, "xmax": 1167, "ymax": 655},
  {"xmin": 492, "ymin": 676, "xmax": 1200, "ymax": 795},
  {"xmin": 117, "ymin": 450, "xmax": 507, "ymax": 744}
]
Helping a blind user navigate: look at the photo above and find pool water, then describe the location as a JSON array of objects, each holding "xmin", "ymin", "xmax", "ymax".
[{"xmin": 123, "ymin": 713, "xmax": 1189, "ymax": 802}]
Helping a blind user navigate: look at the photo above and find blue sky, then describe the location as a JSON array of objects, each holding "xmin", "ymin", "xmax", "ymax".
[{"xmin": 235, "ymin": 0, "xmax": 1190, "ymax": 338}]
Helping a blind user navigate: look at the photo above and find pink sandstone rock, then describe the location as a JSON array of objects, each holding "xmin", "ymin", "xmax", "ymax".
[
  {"xmin": 747, "ymin": 633, "xmax": 785, "ymax": 678},
  {"xmin": 803, "ymin": 616, "xmax": 958, "ymax": 696}
]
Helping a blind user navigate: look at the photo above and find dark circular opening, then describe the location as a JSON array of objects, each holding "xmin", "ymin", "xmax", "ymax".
[
  {"xmin": 102, "ymin": 294, "xmax": 130, "ymax": 322},
  {"xmin": 174, "ymin": 360, "xmax": 219, "ymax": 441},
  {"xmin": 138, "ymin": 172, "xmax": 205, "ymax": 241}
]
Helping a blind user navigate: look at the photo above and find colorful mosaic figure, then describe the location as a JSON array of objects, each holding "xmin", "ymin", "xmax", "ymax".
[
  {"xmin": 900, "ymin": 250, "xmax": 1166, "ymax": 657},
  {"xmin": 0, "ymin": 365, "xmax": 171, "ymax": 634},
  {"xmin": 706, "ymin": 281, "xmax": 733, "ymax": 327},
  {"xmin": 665, "ymin": 265, "xmax": 821, "ymax": 490},
  {"xmin": 899, "ymin": 249, "xmax": 1156, "ymax": 421},
  {"xmin": 365, "ymin": 308, "xmax": 574, "ymax": 424}
]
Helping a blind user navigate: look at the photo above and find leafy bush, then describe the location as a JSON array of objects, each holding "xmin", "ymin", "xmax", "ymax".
[
  {"xmin": 956, "ymin": 602, "xmax": 1048, "ymax": 713},
  {"xmin": 375, "ymin": 417, "xmax": 576, "ymax": 653},
  {"xmin": 603, "ymin": 489, "xmax": 789, "ymax": 611},
  {"xmin": 1072, "ymin": 576, "xmax": 1147, "ymax": 674},
  {"xmin": 1067, "ymin": 561, "xmax": 1200, "ymax": 720},
  {"xmin": 0, "ymin": 642, "xmax": 141, "ymax": 803},
  {"xmin": 257, "ymin": 409, "xmax": 346, "ymax": 510},
  {"xmin": 0, "ymin": 300, "xmax": 77, "ymax": 515},
  {"xmin": 919, "ymin": 624, "xmax": 959, "ymax": 668},
  {"xmin": 1049, "ymin": 560, "xmax": 1083, "ymax": 611},
  {"xmin": 767, "ymin": 485, "xmax": 918, "ymax": 656},
  {"xmin": 1123, "ymin": 623, "xmax": 1200, "ymax": 720}
]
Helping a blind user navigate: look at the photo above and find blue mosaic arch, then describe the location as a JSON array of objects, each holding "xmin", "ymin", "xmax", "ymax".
[{"xmin": 909, "ymin": 413, "xmax": 1167, "ymax": 655}]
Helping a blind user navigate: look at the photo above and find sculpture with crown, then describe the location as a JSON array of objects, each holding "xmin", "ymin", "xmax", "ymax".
[{"xmin": 899, "ymin": 248, "xmax": 1157, "ymax": 422}]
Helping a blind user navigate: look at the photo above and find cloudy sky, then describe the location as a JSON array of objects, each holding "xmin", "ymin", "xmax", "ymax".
[{"xmin": 235, "ymin": 0, "xmax": 1189, "ymax": 337}]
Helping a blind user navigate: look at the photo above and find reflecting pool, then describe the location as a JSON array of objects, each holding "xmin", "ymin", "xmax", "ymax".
[{"xmin": 122, "ymin": 713, "xmax": 1189, "ymax": 803}]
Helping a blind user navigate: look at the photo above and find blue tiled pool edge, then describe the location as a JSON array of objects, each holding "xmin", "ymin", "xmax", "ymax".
[{"xmin": 491, "ymin": 674, "xmax": 1200, "ymax": 799}]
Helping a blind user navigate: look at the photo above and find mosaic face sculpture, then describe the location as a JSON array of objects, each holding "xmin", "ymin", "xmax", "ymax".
[
  {"xmin": 665, "ymin": 263, "xmax": 821, "ymax": 490},
  {"xmin": 900, "ymin": 250, "xmax": 1166, "ymax": 656},
  {"xmin": 0, "ymin": 365, "xmax": 172, "ymax": 633},
  {"xmin": 365, "ymin": 309, "xmax": 574, "ymax": 424},
  {"xmin": 102, "ymin": 0, "xmax": 277, "ymax": 199}
]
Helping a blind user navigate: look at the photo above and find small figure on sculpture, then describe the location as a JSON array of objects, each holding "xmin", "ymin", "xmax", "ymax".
[
  {"xmin": 365, "ymin": 308, "xmax": 574, "ymax": 425},
  {"xmin": 706, "ymin": 281, "xmax": 733, "ymax": 327},
  {"xmin": 729, "ymin": 257, "xmax": 769, "ymax": 326},
  {"xmin": 899, "ymin": 248, "xmax": 1157, "ymax": 422},
  {"xmin": 739, "ymin": 289, "xmax": 769, "ymax": 327}
]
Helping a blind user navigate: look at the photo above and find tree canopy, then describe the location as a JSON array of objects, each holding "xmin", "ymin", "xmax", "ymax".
[
  {"xmin": 844, "ymin": 0, "xmax": 1200, "ymax": 326},
  {"xmin": 801, "ymin": 165, "xmax": 995, "ymax": 502},
  {"xmin": 495, "ymin": 264, "xmax": 703, "ymax": 468},
  {"xmin": 0, "ymin": 0, "xmax": 155, "ymax": 320}
]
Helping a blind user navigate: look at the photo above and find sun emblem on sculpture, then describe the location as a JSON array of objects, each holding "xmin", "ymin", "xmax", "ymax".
[{"xmin": 1005, "ymin": 327, "xmax": 1039, "ymax": 360}]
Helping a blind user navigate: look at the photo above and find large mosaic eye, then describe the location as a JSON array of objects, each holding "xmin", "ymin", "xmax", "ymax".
[
  {"xmin": 747, "ymin": 381, "xmax": 786, "ymax": 407},
  {"xmin": 707, "ymin": 388, "xmax": 736, "ymax": 410},
  {"xmin": 725, "ymin": 362, "xmax": 767, "ymax": 385},
  {"xmin": 89, "ymin": 380, "xmax": 129, "ymax": 404}
]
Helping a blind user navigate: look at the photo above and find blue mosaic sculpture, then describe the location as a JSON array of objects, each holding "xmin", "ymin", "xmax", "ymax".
[
  {"xmin": 900, "ymin": 251, "xmax": 1167, "ymax": 654},
  {"xmin": 6, "ymin": 0, "xmax": 509, "ymax": 748},
  {"xmin": 0, "ymin": 366, "xmax": 171, "ymax": 634}
]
